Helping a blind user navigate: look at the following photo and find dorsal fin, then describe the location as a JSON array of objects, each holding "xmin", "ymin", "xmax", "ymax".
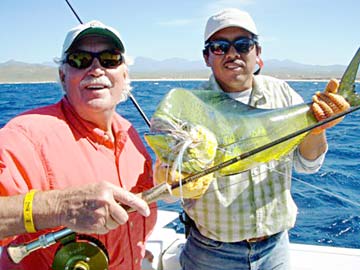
[{"xmin": 338, "ymin": 47, "xmax": 360, "ymax": 106}]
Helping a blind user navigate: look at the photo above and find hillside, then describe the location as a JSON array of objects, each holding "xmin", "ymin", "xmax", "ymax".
[{"xmin": 0, "ymin": 57, "xmax": 356, "ymax": 83}]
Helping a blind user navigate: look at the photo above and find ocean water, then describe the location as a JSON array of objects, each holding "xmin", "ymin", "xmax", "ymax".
[{"xmin": 0, "ymin": 80, "xmax": 359, "ymax": 249}]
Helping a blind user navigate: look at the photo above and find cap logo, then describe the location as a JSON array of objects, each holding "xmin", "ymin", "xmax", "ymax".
[{"xmin": 89, "ymin": 22, "xmax": 100, "ymax": 27}]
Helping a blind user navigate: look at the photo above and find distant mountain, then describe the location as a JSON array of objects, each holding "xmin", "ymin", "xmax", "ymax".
[
  {"xmin": 131, "ymin": 57, "xmax": 206, "ymax": 71},
  {"xmin": 41, "ymin": 61, "xmax": 58, "ymax": 67},
  {"xmin": 263, "ymin": 59, "xmax": 347, "ymax": 80},
  {"xmin": 129, "ymin": 57, "xmax": 210, "ymax": 79},
  {"xmin": 0, "ymin": 60, "xmax": 58, "ymax": 83},
  {"xmin": 0, "ymin": 57, "xmax": 356, "ymax": 83}
]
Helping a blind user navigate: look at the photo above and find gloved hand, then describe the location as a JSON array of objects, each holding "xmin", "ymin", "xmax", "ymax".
[
  {"xmin": 154, "ymin": 159, "xmax": 214, "ymax": 199},
  {"xmin": 311, "ymin": 79, "xmax": 350, "ymax": 134}
]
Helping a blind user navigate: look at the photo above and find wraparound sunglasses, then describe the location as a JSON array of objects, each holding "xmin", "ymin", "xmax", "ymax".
[
  {"xmin": 64, "ymin": 50, "xmax": 123, "ymax": 69},
  {"xmin": 205, "ymin": 37, "xmax": 257, "ymax": 55}
]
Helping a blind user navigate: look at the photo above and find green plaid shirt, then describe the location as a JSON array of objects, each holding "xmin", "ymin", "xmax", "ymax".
[{"xmin": 184, "ymin": 75, "xmax": 325, "ymax": 242}]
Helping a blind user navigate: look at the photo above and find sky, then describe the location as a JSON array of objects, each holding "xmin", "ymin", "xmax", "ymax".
[{"xmin": 1, "ymin": 0, "xmax": 359, "ymax": 65}]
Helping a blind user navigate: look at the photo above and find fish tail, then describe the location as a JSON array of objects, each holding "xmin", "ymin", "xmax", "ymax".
[{"xmin": 338, "ymin": 47, "xmax": 360, "ymax": 106}]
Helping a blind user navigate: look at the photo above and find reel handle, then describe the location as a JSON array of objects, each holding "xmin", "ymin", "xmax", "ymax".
[
  {"xmin": 7, "ymin": 228, "xmax": 74, "ymax": 263},
  {"xmin": 7, "ymin": 184, "xmax": 170, "ymax": 264},
  {"xmin": 123, "ymin": 182, "xmax": 170, "ymax": 212}
]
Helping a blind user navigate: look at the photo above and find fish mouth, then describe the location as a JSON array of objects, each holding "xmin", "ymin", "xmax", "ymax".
[
  {"xmin": 145, "ymin": 118, "xmax": 219, "ymax": 173},
  {"xmin": 147, "ymin": 118, "xmax": 208, "ymax": 149},
  {"xmin": 148, "ymin": 117, "xmax": 193, "ymax": 144}
]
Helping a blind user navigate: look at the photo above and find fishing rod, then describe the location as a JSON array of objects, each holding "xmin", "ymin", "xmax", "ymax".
[
  {"xmin": 65, "ymin": 0, "xmax": 151, "ymax": 127},
  {"xmin": 135, "ymin": 103, "xmax": 360, "ymax": 204},
  {"xmin": 141, "ymin": 46, "xmax": 360, "ymax": 201},
  {"xmin": 65, "ymin": 0, "xmax": 83, "ymax": 24},
  {"xmin": 147, "ymin": 46, "xmax": 360, "ymax": 193},
  {"xmin": 8, "ymin": 102, "xmax": 360, "ymax": 265},
  {"xmin": 172, "ymin": 104, "xmax": 360, "ymax": 188}
]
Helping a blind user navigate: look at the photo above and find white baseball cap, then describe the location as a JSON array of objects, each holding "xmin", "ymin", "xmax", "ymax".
[
  {"xmin": 204, "ymin": 8, "xmax": 258, "ymax": 42},
  {"xmin": 61, "ymin": 20, "xmax": 125, "ymax": 59}
]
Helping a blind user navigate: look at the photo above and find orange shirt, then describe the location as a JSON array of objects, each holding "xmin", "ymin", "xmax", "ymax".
[{"xmin": 0, "ymin": 97, "xmax": 157, "ymax": 270}]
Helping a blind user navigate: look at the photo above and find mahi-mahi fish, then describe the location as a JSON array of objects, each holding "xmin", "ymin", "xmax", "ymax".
[{"xmin": 144, "ymin": 48, "xmax": 360, "ymax": 198}]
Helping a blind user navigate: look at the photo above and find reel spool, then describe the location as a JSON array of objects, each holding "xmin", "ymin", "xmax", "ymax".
[{"xmin": 52, "ymin": 234, "xmax": 109, "ymax": 270}]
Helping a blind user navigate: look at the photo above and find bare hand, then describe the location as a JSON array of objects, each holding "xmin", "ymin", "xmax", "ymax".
[
  {"xmin": 311, "ymin": 79, "xmax": 350, "ymax": 134},
  {"xmin": 56, "ymin": 181, "xmax": 150, "ymax": 234}
]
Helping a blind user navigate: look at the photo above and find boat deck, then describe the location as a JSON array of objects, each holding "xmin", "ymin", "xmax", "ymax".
[
  {"xmin": 290, "ymin": 243, "xmax": 360, "ymax": 270},
  {"xmin": 144, "ymin": 210, "xmax": 360, "ymax": 270}
]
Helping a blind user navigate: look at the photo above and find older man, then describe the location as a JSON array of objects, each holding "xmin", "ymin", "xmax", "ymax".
[
  {"xmin": 0, "ymin": 21, "xmax": 156, "ymax": 270},
  {"xmin": 178, "ymin": 8, "xmax": 349, "ymax": 270}
]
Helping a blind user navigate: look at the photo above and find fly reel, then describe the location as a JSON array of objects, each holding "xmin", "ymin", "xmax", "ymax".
[{"xmin": 52, "ymin": 233, "xmax": 109, "ymax": 270}]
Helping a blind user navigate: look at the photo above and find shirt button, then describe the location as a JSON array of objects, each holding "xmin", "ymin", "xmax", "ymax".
[
  {"xmin": 129, "ymin": 221, "xmax": 134, "ymax": 228},
  {"xmin": 134, "ymin": 258, "xmax": 138, "ymax": 264}
]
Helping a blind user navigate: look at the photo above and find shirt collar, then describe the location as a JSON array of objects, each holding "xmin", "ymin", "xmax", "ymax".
[
  {"xmin": 205, "ymin": 74, "xmax": 268, "ymax": 107},
  {"xmin": 61, "ymin": 97, "xmax": 128, "ymax": 149},
  {"xmin": 248, "ymin": 76, "xmax": 269, "ymax": 107}
]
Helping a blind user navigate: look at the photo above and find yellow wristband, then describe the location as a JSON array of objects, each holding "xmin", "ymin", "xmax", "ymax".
[{"xmin": 23, "ymin": 190, "xmax": 37, "ymax": 233}]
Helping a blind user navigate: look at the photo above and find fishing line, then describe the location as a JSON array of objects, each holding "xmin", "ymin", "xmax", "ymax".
[
  {"xmin": 175, "ymin": 139, "xmax": 360, "ymax": 208},
  {"xmin": 172, "ymin": 155, "xmax": 291, "ymax": 200},
  {"xmin": 64, "ymin": 0, "xmax": 151, "ymax": 127},
  {"xmin": 276, "ymin": 169, "xmax": 360, "ymax": 209},
  {"xmin": 173, "ymin": 140, "xmax": 193, "ymax": 203}
]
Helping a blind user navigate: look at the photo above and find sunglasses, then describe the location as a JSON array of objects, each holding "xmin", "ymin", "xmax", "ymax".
[
  {"xmin": 205, "ymin": 37, "xmax": 257, "ymax": 55},
  {"xmin": 64, "ymin": 50, "xmax": 123, "ymax": 69}
]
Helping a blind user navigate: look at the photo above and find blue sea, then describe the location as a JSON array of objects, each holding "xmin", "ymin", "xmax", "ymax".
[{"xmin": 1, "ymin": 80, "xmax": 359, "ymax": 249}]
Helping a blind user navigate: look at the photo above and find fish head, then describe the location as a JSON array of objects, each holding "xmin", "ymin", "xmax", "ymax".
[{"xmin": 145, "ymin": 114, "xmax": 218, "ymax": 173}]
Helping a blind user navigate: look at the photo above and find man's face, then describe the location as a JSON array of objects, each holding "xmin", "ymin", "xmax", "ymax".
[
  {"xmin": 204, "ymin": 27, "xmax": 260, "ymax": 92},
  {"xmin": 60, "ymin": 35, "xmax": 129, "ymax": 119}
]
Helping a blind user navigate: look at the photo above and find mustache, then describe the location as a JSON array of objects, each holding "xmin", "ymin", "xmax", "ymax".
[
  {"xmin": 80, "ymin": 76, "xmax": 113, "ymax": 88},
  {"xmin": 224, "ymin": 58, "xmax": 245, "ymax": 66}
]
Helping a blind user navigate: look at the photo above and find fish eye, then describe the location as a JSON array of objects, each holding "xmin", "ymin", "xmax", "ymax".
[{"xmin": 182, "ymin": 123, "xmax": 191, "ymax": 131}]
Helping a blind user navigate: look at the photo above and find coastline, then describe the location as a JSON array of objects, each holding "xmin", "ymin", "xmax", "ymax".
[
  {"xmin": 1, "ymin": 78, "xmax": 357, "ymax": 85},
  {"xmin": 0, "ymin": 81, "xmax": 58, "ymax": 85}
]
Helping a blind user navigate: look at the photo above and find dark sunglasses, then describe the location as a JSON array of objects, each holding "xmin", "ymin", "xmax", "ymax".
[
  {"xmin": 205, "ymin": 37, "xmax": 257, "ymax": 55},
  {"xmin": 64, "ymin": 50, "xmax": 123, "ymax": 69}
]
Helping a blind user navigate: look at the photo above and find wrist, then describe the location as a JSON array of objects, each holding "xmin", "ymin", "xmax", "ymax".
[{"xmin": 32, "ymin": 190, "xmax": 64, "ymax": 230}]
